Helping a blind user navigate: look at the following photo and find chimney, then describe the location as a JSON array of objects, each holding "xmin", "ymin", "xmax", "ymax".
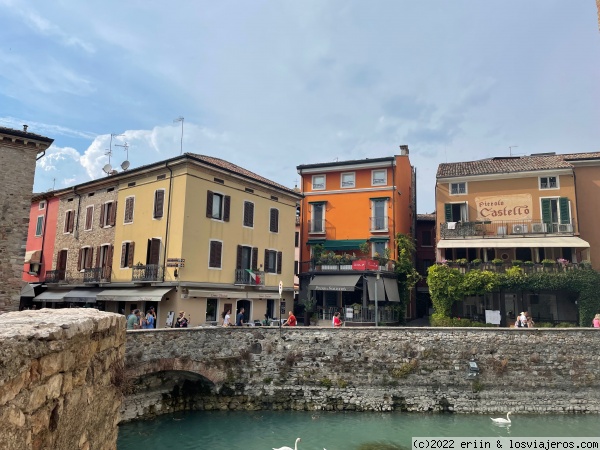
[
  {"xmin": 399, "ymin": 145, "xmax": 409, "ymax": 155},
  {"xmin": 23, "ymin": 124, "xmax": 28, "ymax": 132}
]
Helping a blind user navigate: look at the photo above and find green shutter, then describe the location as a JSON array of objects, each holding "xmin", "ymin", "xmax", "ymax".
[
  {"xmin": 444, "ymin": 203, "xmax": 452, "ymax": 222},
  {"xmin": 559, "ymin": 197, "xmax": 570, "ymax": 224},
  {"xmin": 541, "ymin": 199, "xmax": 551, "ymax": 224}
]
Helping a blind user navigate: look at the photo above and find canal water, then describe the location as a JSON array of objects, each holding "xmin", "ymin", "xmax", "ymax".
[{"xmin": 117, "ymin": 411, "xmax": 599, "ymax": 450}]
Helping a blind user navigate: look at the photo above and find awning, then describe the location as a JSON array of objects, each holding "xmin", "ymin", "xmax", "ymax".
[
  {"xmin": 323, "ymin": 239, "xmax": 367, "ymax": 251},
  {"xmin": 366, "ymin": 276, "xmax": 385, "ymax": 301},
  {"xmin": 33, "ymin": 290, "xmax": 70, "ymax": 303},
  {"xmin": 63, "ymin": 288, "xmax": 103, "ymax": 303},
  {"xmin": 246, "ymin": 292, "xmax": 281, "ymax": 299},
  {"xmin": 21, "ymin": 283, "xmax": 41, "ymax": 298},
  {"xmin": 96, "ymin": 287, "xmax": 173, "ymax": 302},
  {"xmin": 308, "ymin": 274, "xmax": 361, "ymax": 291},
  {"xmin": 437, "ymin": 236, "xmax": 590, "ymax": 249},
  {"xmin": 187, "ymin": 289, "xmax": 247, "ymax": 299},
  {"xmin": 383, "ymin": 277, "xmax": 401, "ymax": 303},
  {"xmin": 24, "ymin": 250, "xmax": 41, "ymax": 264},
  {"xmin": 368, "ymin": 237, "xmax": 389, "ymax": 242},
  {"xmin": 307, "ymin": 239, "xmax": 326, "ymax": 245}
]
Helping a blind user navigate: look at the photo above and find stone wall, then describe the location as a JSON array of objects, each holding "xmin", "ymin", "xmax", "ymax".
[
  {"xmin": 0, "ymin": 128, "xmax": 52, "ymax": 312},
  {"xmin": 123, "ymin": 327, "xmax": 600, "ymax": 421},
  {"xmin": 0, "ymin": 309, "xmax": 125, "ymax": 450}
]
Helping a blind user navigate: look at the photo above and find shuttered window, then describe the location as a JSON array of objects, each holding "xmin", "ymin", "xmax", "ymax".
[
  {"xmin": 120, "ymin": 242, "xmax": 135, "ymax": 268},
  {"xmin": 206, "ymin": 191, "xmax": 230, "ymax": 221},
  {"xmin": 153, "ymin": 190, "xmax": 164, "ymax": 219},
  {"xmin": 209, "ymin": 240, "xmax": 223, "ymax": 268},
  {"xmin": 265, "ymin": 249, "xmax": 278, "ymax": 273},
  {"xmin": 85, "ymin": 206, "xmax": 94, "ymax": 231},
  {"xmin": 124, "ymin": 197, "xmax": 135, "ymax": 224},
  {"xmin": 100, "ymin": 202, "xmax": 117, "ymax": 227},
  {"xmin": 277, "ymin": 251, "xmax": 282, "ymax": 274},
  {"xmin": 35, "ymin": 216, "xmax": 44, "ymax": 236},
  {"xmin": 559, "ymin": 197, "xmax": 570, "ymax": 224},
  {"xmin": 243, "ymin": 201, "xmax": 254, "ymax": 227},
  {"xmin": 64, "ymin": 210, "xmax": 75, "ymax": 233},
  {"xmin": 78, "ymin": 247, "xmax": 94, "ymax": 271},
  {"xmin": 269, "ymin": 208, "xmax": 279, "ymax": 233}
]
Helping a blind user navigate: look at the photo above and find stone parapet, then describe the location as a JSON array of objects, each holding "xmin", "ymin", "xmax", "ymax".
[{"xmin": 0, "ymin": 309, "xmax": 125, "ymax": 450}]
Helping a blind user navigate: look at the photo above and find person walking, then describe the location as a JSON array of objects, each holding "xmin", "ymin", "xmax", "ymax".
[
  {"xmin": 333, "ymin": 312, "xmax": 343, "ymax": 328},
  {"xmin": 143, "ymin": 308, "xmax": 155, "ymax": 329},
  {"xmin": 222, "ymin": 309, "xmax": 231, "ymax": 327},
  {"xmin": 283, "ymin": 310, "xmax": 297, "ymax": 327},
  {"xmin": 235, "ymin": 307, "xmax": 245, "ymax": 326}
]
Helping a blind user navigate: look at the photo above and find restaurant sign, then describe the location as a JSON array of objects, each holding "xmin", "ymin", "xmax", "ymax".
[
  {"xmin": 475, "ymin": 194, "xmax": 532, "ymax": 221},
  {"xmin": 352, "ymin": 259, "xmax": 379, "ymax": 271}
]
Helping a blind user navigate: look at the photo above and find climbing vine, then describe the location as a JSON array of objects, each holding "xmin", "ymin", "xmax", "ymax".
[{"xmin": 394, "ymin": 234, "xmax": 422, "ymax": 324}]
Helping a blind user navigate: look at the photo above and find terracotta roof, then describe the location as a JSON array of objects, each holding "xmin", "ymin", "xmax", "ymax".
[
  {"xmin": 417, "ymin": 213, "xmax": 436, "ymax": 221},
  {"xmin": 436, "ymin": 152, "xmax": 600, "ymax": 178},
  {"xmin": 0, "ymin": 126, "xmax": 54, "ymax": 144},
  {"xmin": 187, "ymin": 153, "xmax": 301, "ymax": 196},
  {"xmin": 297, "ymin": 156, "xmax": 395, "ymax": 171}
]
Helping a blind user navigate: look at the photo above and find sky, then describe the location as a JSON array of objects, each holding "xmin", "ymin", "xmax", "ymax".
[{"xmin": 1, "ymin": 1, "xmax": 599, "ymax": 213}]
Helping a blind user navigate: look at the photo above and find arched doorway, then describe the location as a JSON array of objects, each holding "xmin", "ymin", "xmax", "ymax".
[{"xmin": 236, "ymin": 299, "xmax": 251, "ymax": 324}]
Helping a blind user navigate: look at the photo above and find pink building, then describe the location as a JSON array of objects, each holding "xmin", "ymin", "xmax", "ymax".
[{"xmin": 21, "ymin": 192, "xmax": 58, "ymax": 306}]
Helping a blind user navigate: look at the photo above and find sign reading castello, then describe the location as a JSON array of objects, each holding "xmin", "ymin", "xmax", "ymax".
[{"xmin": 475, "ymin": 194, "xmax": 532, "ymax": 221}]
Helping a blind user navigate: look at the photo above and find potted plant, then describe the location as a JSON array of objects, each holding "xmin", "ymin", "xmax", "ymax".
[
  {"xmin": 541, "ymin": 259, "xmax": 555, "ymax": 267},
  {"xmin": 491, "ymin": 258, "xmax": 504, "ymax": 266},
  {"xmin": 456, "ymin": 258, "xmax": 468, "ymax": 266},
  {"xmin": 523, "ymin": 261, "xmax": 534, "ymax": 267},
  {"xmin": 512, "ymin": 260, "xmax": 523, "ymax": 267},
  {"xmin": 471, "ymin": 258, "xmax": 482, "ymax": 267}
]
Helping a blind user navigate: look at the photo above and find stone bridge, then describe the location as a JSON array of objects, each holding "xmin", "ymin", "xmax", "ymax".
[{"xmin": 122, "ymin": 326, "xmax": 600, "ymax": 421}]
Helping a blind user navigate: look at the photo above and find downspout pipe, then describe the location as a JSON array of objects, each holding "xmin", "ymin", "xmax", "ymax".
[
  {"xmin": 162, "ymin": 162, "xmax": 174, "ymax": 278},
  {"xmin": 39, "ymin": 196, "xmax": 51, "ymax": 279},
  {"xmin": 73, "ymin": 187, "xmax": 82, "ymax": 240},
  {"xmin": 36, "ymin": 150, "xmax": 46, "ymax": 161}
]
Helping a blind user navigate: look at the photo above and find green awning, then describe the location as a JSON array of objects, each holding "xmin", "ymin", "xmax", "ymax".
[
  {"xmin": 307, "ymin": 239, "xmax": 326, "ymax": 245},
  {"xmin": 368, "ymin": 237, "xmax": 390, "ymax": 242},
  {"xmin": 323, "ymin": 239, "xmax": 367, "ymax": 250}
]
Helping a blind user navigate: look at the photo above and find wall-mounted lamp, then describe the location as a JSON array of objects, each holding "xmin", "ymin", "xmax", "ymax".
[{"xmin": 174, "ymin": 269, "xmax": 179, "ymax": 278}]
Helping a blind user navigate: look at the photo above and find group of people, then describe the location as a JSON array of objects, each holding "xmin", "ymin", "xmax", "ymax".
[
  {"xmin": 221, "ymin": 307, "xmax": 247, "ymax": 326},
  {"xmin": 126, "ymin": 307, "xmax": 156, "ymax": 329},
  {"xmin": 173, "ymin": 311, "xmax": 190, "ymax": 328},
  {"xmin": 514, "ymin": 311, "xmax": 534, "ymax": 328}
]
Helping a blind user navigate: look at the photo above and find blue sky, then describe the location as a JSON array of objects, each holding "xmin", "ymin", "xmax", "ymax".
[{"xmin": 1, "ymin": 0, "xmax": 599, "ymax": 212}]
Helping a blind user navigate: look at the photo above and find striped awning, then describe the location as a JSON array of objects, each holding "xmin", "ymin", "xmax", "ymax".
[
  {"xmin": 24, "ymin": 250, "xmax": 42, "ymax": 263},
  {"xmin": 437, "ymin": 236, "xmax": 590, "ymax": 249}
]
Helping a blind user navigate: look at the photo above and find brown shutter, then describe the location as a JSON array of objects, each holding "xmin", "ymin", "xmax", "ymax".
[
  {"xmin": 216, "ymin": 242, "xmax": 222, "ymax": 266},
  {"xmin": 127, "ymin": 242, "xmax": 135, "ymax": 268},
  {"xmin": 86, "ymin": 247, "xmax": 93, "ymax": 269},
  {"xmin": 68, "ymin": 210, "xmax": 75, "ymax": 233},
  {"xmin": 110, "ymin": 201, "xmax": 118, "ymax": 226},
  {"xmin": 206, "ymin": 191, "xmax": 213, "ymax": 218},
  {"xmin": 104, "ymin": 245, "xmax": 113, "ymax": 279},
  {"xmin": 77, "ymin": 248, "xmax": 83, "ymax": 271},
  {"xmin": 223, "ymin": 195, "xmax": 231, "ymax": 222},
  {"xmin": 209, "ymin": 241, "xmax": 222, "ymax": 268},
  {"xmin": 125, "ymin": 197, "xmax": 134, "ymax": 223},
  {"xmin": 277, "ymin": 251, "xmax": 283, "ymax": 274},
  {"xmin": 120, "ymin": 243, "xmax": 127, "ymax": 268},
  {"xmin": 236, "ymin": 245, "xmax": 242, "ymax": 270},
  {"xmin": 99, "ymin": 204, "xmax": 105, "ymax": 227},
  {"xmin": 154, "ymin": 191, "xmax": 164, "ymax": 219},
  {"xmin": 251, "ymin": 247, "xmax": 258, "ymax": 270},
  {"xmin": 150, "ymin": 239, "xmax": 161, "ymax": 265},
  {"xmin": 270, "ymin": 209, "xmax": 278, "ymax": 232},
  {"xmin": 64, "ymin": 212, "xmax": 69, "ymax": 233},
  {"xmin": 209, "ymin": 241, "xmax": 216, "ymax": 267},
  {"xmin": 85, "ymin": 207, "xmax": 93, "ymax": 230},
  {"xmin": 264, "ymin": 249, "xmax": 269, "ymax": 271},
  {"xmin": 95, "ymin": 246, "xmax": 101, "ymax": 268}
]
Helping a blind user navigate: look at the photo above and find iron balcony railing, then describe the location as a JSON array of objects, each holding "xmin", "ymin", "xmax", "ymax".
[
  {"xmin": 442, "ymin": 261, "xmax": 588, "ymax": 274},
  {"xmin": 299, "ymin": 260, "xmax": 395, "ymax": 274},
  {"xmin": 45, "ymin": 269, "xmax": 66, "ymax": 283},
  {"xmin": 308, "ymin": 219, "xmax": 326, "ymax": 234},
  {"xmin": 132, "ymin": 264, "xmax": 164, "ymax": 282},
  {"xmin": 84, "ymin": 267, "xmax": 112, "ymax": 283},
  {"xmin": 234, "ymin": 269, "xmax": 265, "ymax": 285},
  {"xmin": 370, "ymin": 216, "xmax": 389, "ymax": 232},
  {"xmin": 440, "ymin": 219, "xmax": 577, "ymax": 239}
]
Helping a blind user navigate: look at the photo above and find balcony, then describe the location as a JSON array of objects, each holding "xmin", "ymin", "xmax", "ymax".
[
  {"xmin": 84, "ymin": 267, "xmax": 112, "ymax": 283},
  {"xmin": 45, "ymin": 269, "xmax": 66, "ymax": 283},
  {"xmin": 308, "ymin": 219, "xmax": 326, "ymax": 234},
  {"xmin": 440, "ymin": 219, "xmax": 578, "ymax": 239},
  {"xmin": 234, "ymin": 269, "xmax": 265, "ymax": 286},
  {"xmin": 131, "ymin": 264, "xmax": 164, "ymax": 282},
  {"xmin": 300, "ymin": 260, "xmax": 394, "ymax": 274},
  {"xmin": 442, "ymin": 261, "xmax": 588, "ymax": 274},
  {"xmin": 370, "ymin": 216, "xmax": 389, "ymax": 232}
]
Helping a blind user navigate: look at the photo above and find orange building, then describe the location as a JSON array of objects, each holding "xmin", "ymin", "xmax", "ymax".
[{"xmin": 296, "ymin": 147, "xmax": 416, "ymax": 324}]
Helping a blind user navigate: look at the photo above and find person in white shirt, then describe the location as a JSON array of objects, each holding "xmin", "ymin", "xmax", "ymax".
[{"xmin": 222, "ymin": 309, "xmax": 231, "ymax": 327}]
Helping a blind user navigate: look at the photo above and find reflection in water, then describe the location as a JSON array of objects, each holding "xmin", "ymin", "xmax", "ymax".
[{"xmin": 118, "ymin": 411, "xmax": 599, "ymax": 450}]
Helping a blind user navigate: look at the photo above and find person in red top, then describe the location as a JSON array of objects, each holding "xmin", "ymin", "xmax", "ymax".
[
  {"xmin": 333, "ymin": 312, "xmax": 343, "ymax": 327},
  {"xmin": 283, "ymin": 311, "xmax": 297, "ymax": 326}
]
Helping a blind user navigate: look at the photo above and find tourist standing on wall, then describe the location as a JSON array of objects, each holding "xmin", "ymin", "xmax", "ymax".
[
  {"xmin": 593, "ymin": 314, "xmax": 600, "ymax": 328},
  {"xmin": 283, "ymin": 311, "xmax": 296, "ymax": 326},
  {"xmin": 236, "ymin": 307, "xmax": 245, "ymax": 326}
]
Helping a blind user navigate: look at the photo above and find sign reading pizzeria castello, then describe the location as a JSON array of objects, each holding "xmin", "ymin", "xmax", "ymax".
[{"xmin": 475, "ymin": 194, "xmax": 532, "ymax": 221}]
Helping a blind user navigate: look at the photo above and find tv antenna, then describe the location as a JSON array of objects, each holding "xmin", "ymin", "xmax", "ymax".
[
  {"xmin": 173, "ymin": 117, "xmax": 184, "ymax": 155},
  {"xmin": 509, "ymin": 145, "xmax": 518, "ymax": 156},
  {"xmin": 114, "ymin": 142, "xmax": 130, "ymax": 170}
]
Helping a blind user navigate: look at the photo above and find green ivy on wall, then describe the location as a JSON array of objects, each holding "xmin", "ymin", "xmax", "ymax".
[{"xmin": 427, "ymin": 264, "xmax": 600, "ymax": 326}]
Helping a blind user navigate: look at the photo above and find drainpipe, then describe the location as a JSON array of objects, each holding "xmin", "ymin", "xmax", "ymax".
[
  {"xmin": 391, "ymin": 159, "xmax": 396, "ymax": 259},
  {"xmin": 73, "ymin": 187, "xmax": 82, "ymax": 240},
  {"xmin": 36, "ymin": 150, "xmax": 46, "ymax": 161},
  {"xmin": 162, "ymin": 162, "xmax": 174, "ymax": 280}
]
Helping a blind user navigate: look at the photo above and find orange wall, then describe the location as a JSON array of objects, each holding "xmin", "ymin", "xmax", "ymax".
[
  {"xmin": 23, "ymin": 196, "xmax": 59, "ymax": 282},
  {"xmin": 572, "ymin": 165, "xmax": 600, "ymax": 268}
]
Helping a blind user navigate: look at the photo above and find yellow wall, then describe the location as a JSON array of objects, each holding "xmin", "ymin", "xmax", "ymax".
[{"xmin": 572, "ymin": 165, "xmax": 600, "ymax": 268}]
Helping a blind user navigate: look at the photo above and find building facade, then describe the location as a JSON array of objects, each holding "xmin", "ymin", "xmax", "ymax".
[
  {"xmin": 296, "ymin": 147, "xmax": 416, "ymax": 324},
  {"xmin": 0, "ymin": 126, "xmax": 53, "ymax": 313}
]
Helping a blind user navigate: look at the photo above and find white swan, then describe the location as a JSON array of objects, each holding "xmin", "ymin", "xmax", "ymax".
[
  {"xmin": 491, "ymin": 412, "xmax": 512, "ymax": 424},
  {"xmin": 273, "ymin": 437, "xmax": 301, "ymax": 450}
]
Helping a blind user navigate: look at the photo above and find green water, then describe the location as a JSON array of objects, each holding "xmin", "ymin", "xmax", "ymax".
[{"xmin": 117, "ymin": 411, "xmax": 599, "ymax": 450}]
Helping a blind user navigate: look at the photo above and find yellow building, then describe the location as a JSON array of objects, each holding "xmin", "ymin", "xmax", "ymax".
[{"xmin": 107, "ymin": 153, "xmax": 302, "ymax": 327}]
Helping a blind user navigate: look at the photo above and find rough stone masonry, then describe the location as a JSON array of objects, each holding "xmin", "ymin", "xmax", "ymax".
[{"xmin": 0, "ymin": 309, "xmax": 125, "ymax": 450}]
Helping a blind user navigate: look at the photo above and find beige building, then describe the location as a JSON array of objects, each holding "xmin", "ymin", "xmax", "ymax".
[{"xmin": 0, "ymin": 126, "xmax": 53, "ymax": 313}]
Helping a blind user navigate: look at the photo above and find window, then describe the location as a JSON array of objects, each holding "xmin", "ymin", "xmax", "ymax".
[
  {"xmin": 310, "ymin": 203, "xmax": 325, "ymax": 233},
  {"xmin": 372, "ymin": 169, "xmax": 387, "ymax": 186},
  {"xmin": 206, "ymin": 191, "xmax": 230, "ymax": 221},
  {"xmin": 206, "ymin": 298, "xmax": 218, "ymax": 321},
  {"xmin": 370, "ymin": 198, "xmax": 388, "ymax": 231},
  {"xmin": 77, "ymin": 247, "xmax": 94, "ymax": 271},
  {"xmin": 64, "ymin": 210, "xmax": 75, "ymax": 234},
  {"xmin": 372, "ymin": 241, "xmax": 387, "ymax": 258},
  {"xmin": 120, "ymin": 242, "xmax": 135, "ymax": 268},
  {"xmin": 264, "ymin": 249, "xmax": 282, "ymax": 274},
  {"xmin": 421, "ymin": 259, "xmax": 433, "ymax": 276},
  {"xmin": 124, "ymin": 197, "xmax": 135, "ymax": 224},
  {"xmin": 84, "ymin": 206, "xmax": 94, "ymax": 231},
  {"xmin": 541, "ymin": 197, "xmax": 571, "ymax": 230},
  {"xmin": 35, "ymin": 216, "xmax": 44, "ymax": 236},
  {"xmin": 153, "ymin": 190, "xmax": 165, "ymax": 219},
  {"xmin": 209, "ymin": 240, "xmax": 223, "ymax": 268},
  {"xmin": 444, "ymin": 202, "xmax": 468, "ymax": 222},
  {"xmin": 243, "ymin": 201, "xmax": 254, "ymax": 227},
  {"xmin": 539, "ymin": 176, "xmax": 559, "ymax": 190},
  {"xmin": 100, "ymin": 201, "xmax": 117, "ymax": 228},
  {"xmin": 421, "ymin": 230, "xmax": 432, "ymax": 247},
  {"xmin": 341, "ymin": 172, "xmax": 355, "ymax": 188},
  {"xmin": 450, "ymin": 182, "xmax": 467, "ymax": 195},
  {"xmin": 269, "ymin": 208, "xmax": 279, "ymax": 233},
  {"xmin": 39, "ymin": 200, "xmax": 46, "ymax": 210},
  {"xmin": 294, "ymin": 260, "xmax": 299, "ymax": 275},
  {"xmin": 295, "ymin": 231, "xmax": 299, "ymax": 248},
  {"xmin": 312, "ymin": 175, "xmax": 326, "ymax": 190}
]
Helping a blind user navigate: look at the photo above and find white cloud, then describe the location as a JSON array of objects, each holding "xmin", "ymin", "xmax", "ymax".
[{"xmin": 0, "ymin": 117, "xmax": 97, "ymax": 140}]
